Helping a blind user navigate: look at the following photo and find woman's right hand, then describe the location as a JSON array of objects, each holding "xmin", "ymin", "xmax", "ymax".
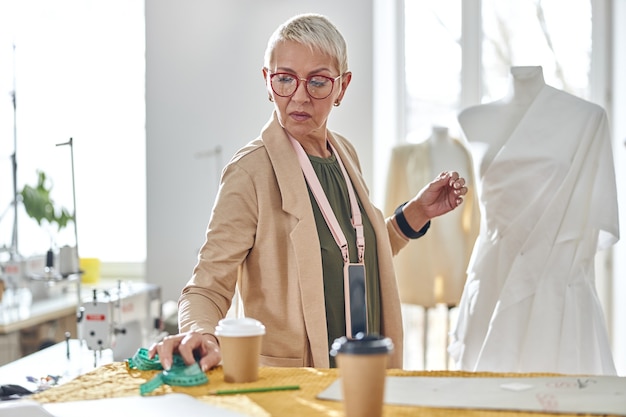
[{"xmin": 148, "ymin": 331, "xmax": 221, "ymax": 372}]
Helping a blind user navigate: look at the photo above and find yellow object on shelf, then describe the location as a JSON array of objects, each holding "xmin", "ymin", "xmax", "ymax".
[{"xmin": 79, "ymin": 258, "xmax": 101, "ymax": 284}]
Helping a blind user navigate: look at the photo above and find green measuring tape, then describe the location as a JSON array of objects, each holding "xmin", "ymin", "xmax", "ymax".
[{"xmin": 127, "ymin": 348, "xmax": 209, "ymax": 395}]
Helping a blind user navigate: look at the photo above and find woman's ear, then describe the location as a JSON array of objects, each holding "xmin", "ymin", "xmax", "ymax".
[
  {"xmin": 336, "ymin": 71, "xmax": 352, "ymax": 104},
  {"xmin": 262, "ymin": 67, "xmax": 274, "ymax": 102}
]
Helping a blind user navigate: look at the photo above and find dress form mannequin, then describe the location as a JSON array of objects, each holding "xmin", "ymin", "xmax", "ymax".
[
  {"xmin": 385, "ymin": 125, "xmax": 479, "ymax": 368},
  {"xmin": 384, "ymin": 126, "xmax": 479, "ymax": 308},
  {"xmin": 450, "ymin": 66, "xmax": 619, "ymax": 375}
]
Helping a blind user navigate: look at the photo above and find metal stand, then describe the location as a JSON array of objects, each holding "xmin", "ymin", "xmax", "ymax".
[
  {"xmin": 55, "ymin": 138, "xmax": 82, "ymax": 328},
  {"xmin": 56, "ymin": 138, "xmax": 79, "ymax": 260},
  {"xmin": 423, "ymin": 306, "xmax": 428, "ymax": 369},
  {"xmin": 0, "ymin": 43, "xmax": 20, "ymax": 261}
]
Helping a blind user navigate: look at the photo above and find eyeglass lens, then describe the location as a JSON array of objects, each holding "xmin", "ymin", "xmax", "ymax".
[{"xmin": 270, "ymin": 73, "xmax": 336, "ymax": 99}]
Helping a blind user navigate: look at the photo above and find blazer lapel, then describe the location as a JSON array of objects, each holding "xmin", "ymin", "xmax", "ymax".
[{"xmin": 262, "ymin": 113, "xmax": 330, "ymax": 367}]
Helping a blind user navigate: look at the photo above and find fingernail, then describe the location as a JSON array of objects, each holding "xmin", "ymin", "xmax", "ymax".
[
  {"xmin": 201, "ymin": 363, "xmax": 208, "ymax": 372},
  {"xmin": 163, "ymin": 359, "xmax": 171, "ymax": 370}
]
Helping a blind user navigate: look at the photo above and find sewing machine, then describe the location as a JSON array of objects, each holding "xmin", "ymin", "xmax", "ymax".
[{"xmin": 78, "ymin": 281, "xmax": 163, "ymax": 361}]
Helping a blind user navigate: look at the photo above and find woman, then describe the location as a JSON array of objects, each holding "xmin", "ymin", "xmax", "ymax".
[{"xmin": 150, "ymin": 13, "xmax": 467, "ymax": 371}]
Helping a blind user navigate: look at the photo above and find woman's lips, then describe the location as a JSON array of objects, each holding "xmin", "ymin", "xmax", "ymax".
[{"xmin": 290, "ymin": 112, "xmax": 311, "ymax": 121}]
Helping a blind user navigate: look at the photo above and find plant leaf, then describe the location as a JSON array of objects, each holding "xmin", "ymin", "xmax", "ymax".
[{"xmin": 19, "ymin": 170, "xmax": 74, "ymax": 230}]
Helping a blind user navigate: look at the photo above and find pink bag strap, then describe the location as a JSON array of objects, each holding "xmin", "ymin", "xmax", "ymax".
[{"xmin": 288, "ymin": 134, "xmax": 365, "ymax": 263}]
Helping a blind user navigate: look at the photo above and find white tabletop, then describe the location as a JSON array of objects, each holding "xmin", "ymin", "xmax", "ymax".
[{"xmin": 0, "ymin": 339, "xmax": 113, "ymax": 391}]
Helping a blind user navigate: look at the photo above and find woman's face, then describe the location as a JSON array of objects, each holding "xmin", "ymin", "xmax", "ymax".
[{"xmin": 263, "ymin": 40, "xmax": 351, "ymax": 143}]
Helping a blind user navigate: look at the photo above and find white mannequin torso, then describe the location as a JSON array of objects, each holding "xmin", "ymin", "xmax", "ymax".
[
  {"xmin": 383, "ymin": 126, "xmax": 480, "ymax": 307},
  {"xmin": 458, "ymin": 66, "xmax": 546, "ymax": 174}
]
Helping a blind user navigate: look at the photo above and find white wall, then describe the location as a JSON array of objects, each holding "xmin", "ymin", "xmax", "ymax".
[{"xmin": 145, "ymin": 1, "xmax": 374, "ymax": 302}]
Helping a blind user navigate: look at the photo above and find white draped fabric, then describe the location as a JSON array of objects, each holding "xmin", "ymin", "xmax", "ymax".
[{"xmin": 450, "ymin": 83, "xmax": 619, "ymax": 375}]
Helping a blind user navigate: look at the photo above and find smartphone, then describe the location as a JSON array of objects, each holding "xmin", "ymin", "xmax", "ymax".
[{"xmin": 344, "ymin": 263, "xmax": 368, "ymax": 338}]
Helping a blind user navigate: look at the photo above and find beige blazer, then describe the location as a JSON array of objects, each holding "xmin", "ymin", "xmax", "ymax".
[{"xmin": 178, "ymin": 112, "xmax": 408, "ymax": 368}]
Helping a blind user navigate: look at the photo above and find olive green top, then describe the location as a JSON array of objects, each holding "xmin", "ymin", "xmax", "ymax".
[{"xmin": 307, "ymin": 153, "xmax": 381, "ymax": 367}]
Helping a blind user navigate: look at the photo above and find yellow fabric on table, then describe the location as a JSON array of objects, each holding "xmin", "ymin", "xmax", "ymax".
[{"xmin": 31, "ymin": 362, "xmax": 619, "ymax": 417}]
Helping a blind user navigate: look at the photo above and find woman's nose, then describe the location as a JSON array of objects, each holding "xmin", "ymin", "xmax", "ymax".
[{"xmin": 292, "ymin": 79, "xmax": 310, "ymax": 102}]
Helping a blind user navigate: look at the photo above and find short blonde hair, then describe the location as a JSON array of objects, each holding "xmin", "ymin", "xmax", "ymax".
[{"xmin": 264, "ymin": 14, "xmax": 349, "ymax": 74}]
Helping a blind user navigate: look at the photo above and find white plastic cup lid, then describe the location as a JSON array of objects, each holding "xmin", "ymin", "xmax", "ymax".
[{"xmin": 215, "ymin": 317, "xmax": 266, "ymax": 337}]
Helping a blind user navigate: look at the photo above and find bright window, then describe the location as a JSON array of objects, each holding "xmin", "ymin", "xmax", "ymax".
[
  {"xmin": 481, "ymin": 0, "xmax": 592, "ymax": 101},
  {"xmin": 404, "ymin": 0, "xmax": 462, "ymax": 142},
  {"xmin": 0, "ymin": 0, "xmax": 145, "ymax": 263},
  {"xmin": 404, "ymin": 0, "xmax": 592, "ymax": 140}
]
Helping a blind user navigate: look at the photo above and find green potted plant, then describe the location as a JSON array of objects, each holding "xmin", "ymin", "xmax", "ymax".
[{"xmin": 20, "ymin": 170, "xmax": 73, "ymax": 232}]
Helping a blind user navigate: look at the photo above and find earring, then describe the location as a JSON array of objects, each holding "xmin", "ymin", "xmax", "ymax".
[
  {"xmin": 334, "ymin": 101, "xmax": 340, "ymax": 107},
  {"xmin": 268, "ymin": 95, "xmax": 274, "ymax": 102}
]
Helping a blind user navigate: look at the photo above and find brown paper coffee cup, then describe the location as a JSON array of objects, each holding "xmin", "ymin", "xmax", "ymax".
[
  {"xmin": 215, "ymin": 318, "xmax": 265, "ymax": 383},
  {"xmin": 331, "ymin": 334, "xmax": 393, "ymax": 417}
]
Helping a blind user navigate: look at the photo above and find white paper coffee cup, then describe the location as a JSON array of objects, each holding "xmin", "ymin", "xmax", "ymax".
[{"xmin": 215, "ymin": 318, "xmax": 265, "ymax": 382}]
